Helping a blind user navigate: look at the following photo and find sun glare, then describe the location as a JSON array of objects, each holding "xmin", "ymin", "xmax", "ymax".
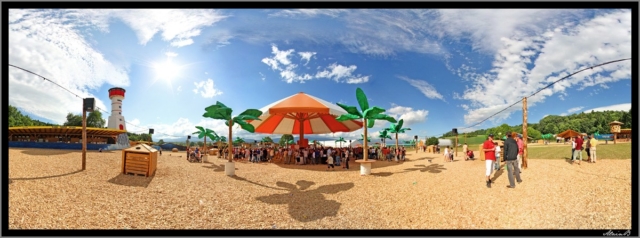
[{"xmin": 153, "ymin": 60, "xmax": 181, "ymax": 82}]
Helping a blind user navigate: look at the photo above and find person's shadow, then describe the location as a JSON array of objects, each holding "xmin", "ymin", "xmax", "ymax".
[
  {"xmin": 256, "ymin": 180, "xmax": 354, "ymax": 222},
  {"xmin": 404, "ymin": 164, "xmax": 447, "ymax": 173},
  {"xmin": 202, "ymin": 163, "xmax": 237, "ymax": 172}
]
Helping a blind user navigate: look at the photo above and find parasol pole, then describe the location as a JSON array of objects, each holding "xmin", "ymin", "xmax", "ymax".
[{"xmin": 299, "ymin": 118, "xmax": 304, "ymax": 148}]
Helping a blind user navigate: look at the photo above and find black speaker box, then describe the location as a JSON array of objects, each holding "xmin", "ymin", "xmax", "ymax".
[
  {"xmin": 83, "ymin": 98, "xmax": 95, "ymax": 111},
  {"xmin": 452, "ymin": 128, "xmax": 458, "ymax": 135},
  {"xmin": 188, "ymin": 135, "xmax": 191, "ymax": 139},
  {"xmin": 149, "ymin": 129, "xmax": 154, "ymax": 134}
]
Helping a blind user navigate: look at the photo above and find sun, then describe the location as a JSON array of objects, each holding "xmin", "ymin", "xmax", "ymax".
[{"xmin": 153, "ymin": 60, "xmax": 181, "ymax": 82}]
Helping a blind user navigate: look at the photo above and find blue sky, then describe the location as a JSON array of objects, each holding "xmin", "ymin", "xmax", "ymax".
[{"xmin": 8, "ymin": 9, "xmax": 632, "ymax": 142}]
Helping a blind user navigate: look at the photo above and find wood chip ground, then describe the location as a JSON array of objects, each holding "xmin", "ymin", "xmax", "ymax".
[{"xmin": 8, "ymin": 148, "xmax": 631, "ymax": 229}]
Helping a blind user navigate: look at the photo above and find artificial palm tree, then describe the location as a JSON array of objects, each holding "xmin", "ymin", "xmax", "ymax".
[
  {"xmin": 379, "ymin": 130, "xmax": 392, "ymax": 147},
  {"xmin": 260, "ymin": 137, "xmax": 271, "ymax": 146},
  {"xmin": 335, "ymin": 137, "xmax": 346, "ymax": 148},
  {"xmin": 203, "ymin": 101, "xmax": 262, "ymax": 176},
  {"xmin": 234, "ymin": 137, "xmax": 245, "ymax": 145},
  {"xmin": 335, "ymin": 88, "xmax": 397, "ymax": 164},
  {"xmin": 360, "ymin": 134, "xmax": 372, "ymax": 142},
  {"xmin": 385, "ymin": 119, "xmax": 411, "ymax": 151},
  {"xmin": 192, "ymin": 126, "xmax": 218, "ymax": 162}
]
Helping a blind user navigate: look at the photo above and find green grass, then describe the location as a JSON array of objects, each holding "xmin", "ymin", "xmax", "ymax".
[
  {"xmin": 527, "ymin": 143, "xmax": 631, "ymax": 160},
  {"xmin": 443, "ymin": 135, "xmax": 487, "ymax": 145}
]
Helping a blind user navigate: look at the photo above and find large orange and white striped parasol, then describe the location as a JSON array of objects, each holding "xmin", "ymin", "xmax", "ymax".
[{"xmin": 249, "ymin": 92, "xmax": 363, "ymax": 146}]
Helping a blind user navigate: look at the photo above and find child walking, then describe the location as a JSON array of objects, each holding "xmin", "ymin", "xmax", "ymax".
[{"xmin": 326, "ymin": 154, "xmax": 335, "ymax": 171}]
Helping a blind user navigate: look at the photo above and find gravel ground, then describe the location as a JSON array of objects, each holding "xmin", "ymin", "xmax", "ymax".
[{"xmin": 8, "ymin": 148, "xmax": 632, "ymax": 229}]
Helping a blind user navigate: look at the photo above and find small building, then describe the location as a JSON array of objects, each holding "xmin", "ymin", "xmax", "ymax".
[
  {"xmin": 437, "ymin": 139, "xmax": 453, "ymax": 147},
  {"xmin": 122, "ymin": 144, "xmax": 158, "ymax": 177}
]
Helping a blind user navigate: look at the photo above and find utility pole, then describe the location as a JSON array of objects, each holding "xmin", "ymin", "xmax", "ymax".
[
  {"xmin": 522, "ymin": 97, "xmax": 528, "ymax": 169},
  {"xmin": 82, "ymin": 106, "xmax": 87, "ymax": 170}
]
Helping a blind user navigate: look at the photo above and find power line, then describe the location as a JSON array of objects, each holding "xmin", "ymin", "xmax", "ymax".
[
  {"xmin": 10, "ymin": 58, "xmax": 632, "ymax": 141},
  {"xmin": 428, "ymin": 58, "xmax": 631, "ymax": 138},
  {"xmin": 9, "ymin": 63, "xmax": 187, "ymax": 139}
]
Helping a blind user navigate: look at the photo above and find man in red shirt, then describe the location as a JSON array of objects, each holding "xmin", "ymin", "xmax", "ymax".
[
  {"xmin": 483, "ymin": 134, "xmax": 497, "ymax": 188},
  {"xmin": 573, "ymin": 136, "xmax": 584, "ymax": 165}
]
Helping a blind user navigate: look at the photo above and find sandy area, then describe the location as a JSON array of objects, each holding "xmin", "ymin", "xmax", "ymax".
[{"xmin": 9, "ymin": 148, "xmax": 632, "ymax": 229}]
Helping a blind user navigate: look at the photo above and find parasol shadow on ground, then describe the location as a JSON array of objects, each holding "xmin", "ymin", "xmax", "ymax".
[
  {"xmin": 404, "ymin": 164, "xmax": 448, "ymax": 174},
  {"xmin": 10, "ymin": 169, "xmax": 83, "ymax": 181},
  {"xmin": 202, "ymin": 163, "xmax": 238, "ymax": 172},
  {"xmin": 107, "ymin": 173, "xmax": 154, "ymax": 188},
  {"xmin": 256, "ymin": 180, "xmax": 355, "ymax": 222},
  {"xmin": 230, "ymin": 175, "xmax": 288, "ymax": 191}
]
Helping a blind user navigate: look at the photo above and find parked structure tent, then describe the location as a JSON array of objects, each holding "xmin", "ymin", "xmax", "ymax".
[
  {"xmin": 437, "ymin": 139, "xmax": 453, "ymax": 147},
  {"xmin": 556, "ymin": 129, "xmax": 582, "ymax": 139}
]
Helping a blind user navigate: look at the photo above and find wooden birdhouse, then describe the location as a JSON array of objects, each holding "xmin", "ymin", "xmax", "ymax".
[
  {"xmin": 122, "ymin": 144, "xmax": 158, "ymax": 177},
  {"xmin": 609, "ymin": 121, "xmax": 622, "ymax": 134}
]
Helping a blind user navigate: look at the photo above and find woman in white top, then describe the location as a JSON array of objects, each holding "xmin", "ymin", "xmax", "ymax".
[
  {"xmin": 444, "ymin": 146, "xmax": 450, "ymax": 162},
  {"xmin": 571, "ymin": 137, "xmax": 576, "ymax": 161},
  {"xmin": 343, "ymin": 149, "xmax": 350, "ymax": 169}
]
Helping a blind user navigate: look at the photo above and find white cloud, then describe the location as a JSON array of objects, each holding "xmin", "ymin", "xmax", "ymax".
[
  {"xmin": 315, "ymin": 63, "xmax": 370, "ymax": 84},
  {"xmin": 457, "ymin": 10, "xmax": 631, "ymax": 126},
  {"xmin": 8, "ymin": 9, "xmax": 228, "ymax": 125},
  {"xmin": 566, "ymin": 106, "xmax": 584, "ymax": 114},
  {"xmin": 207, "ymin": 30, "xmax": 234, "ymax": 49},
  {"xmin": 261, "ymin": 45, "xmax": 313, "ymax": 83},
  {"xmin": 165, "ymin": 51, "xmax": 178, "ymax": 57},
  {"xmin": 193, "ymin": 79, "xmax": 223, "ymax": 98},
  {"xmin": 268, "ymin": 9, "xmax": 348, "ymax": 18},
  {"xmin": 560, "ymin": 113, "xmax": 568, "ymax": 116},
  {"xmin": 70, "ymin": 9, "xmax": 228, "ymax": 48},
  {"xmin": 8, "ymin": 9, "xmax": 129, "ymax": 125},
  {"xmin": 259, "ymin": 72, "xmax": 266, "ymax": 81},
  {"xmin": 430, "ymin": 9, "xmax": 586, "ymax": 54},
  {"xmin": 176, "ymin": 86, "xmax": 182, "ymax": 92},
  {"xmin": 129, "ymin": 118, "xmax": 141, "ymax": 126},
  {"xmin": 261, "ymin": 45, "xmax": 368, "ymax": 84},
  {"xmin": 232, "ymin": 10, "xmax": 446, "ymax": 57},
  {"xmin": 298, "ymin": 51, "xmax": 316, "ymax": 65},
  {"xmin": 397, "ymin": 76, "xmax": 445, "ymax": 101},
  {"xmin": 386, "ymin": 104, "xmax": 429, "ymax": 127},
  {"xmin": 583, "ymin": 103, "xmax": 631, "ymax": 113}
]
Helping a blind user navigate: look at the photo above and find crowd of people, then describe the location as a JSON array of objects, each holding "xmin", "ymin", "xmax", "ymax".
[
  {"xmin": 179, "ymin": 132, "xmax": 600, "ymax": 189},
  {"xmin": 482, "ymin": 132, "xmax": 524, "ymax": 189},
  {"xmin": 569, "ymin": 134, "xmax": 598, "ymax": 164},
  {"xmin": 203, "ymin": 144, "xmax": 412, "ymax": 170}
]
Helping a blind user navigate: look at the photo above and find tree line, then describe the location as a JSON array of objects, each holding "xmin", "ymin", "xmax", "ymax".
[
  {"xmin": 10, "ymin": 105, "xmax": 631, "ymax": 145},
  {"xmin": 440, "ymin": 109, "xmax": 632, "ymax": 140}
]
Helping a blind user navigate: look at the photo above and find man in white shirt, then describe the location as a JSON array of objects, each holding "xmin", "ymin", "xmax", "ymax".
[
  {"xmin": 303, "ymin": 149, "xmax": 308, "ymax": 165},
  {"xmin": 494, "ymin": 142, "xmax": 501, "ymax": 170},
  {"xmin": 463, "ymin": 143, "xmax": 469, "ymax": 160},
  {"xmin": 444, "ymin": 146, "xmax": 450, "ymax": 162}
]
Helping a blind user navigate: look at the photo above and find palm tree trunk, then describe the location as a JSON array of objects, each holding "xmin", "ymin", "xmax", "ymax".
[
  {"xmin": 395, "ymin": 133, "xmax": 399, "ymax": 151},
  {"xmin": 363, "ymin": 119, "xmax": 368, "ymax": 161},
  {"xmin": 228, "ymin": 120, "xmax": 233, "ymax": 163},
  {"xmin": 203, "ymin": 137, "xmax": 207, "ymax": 162}
]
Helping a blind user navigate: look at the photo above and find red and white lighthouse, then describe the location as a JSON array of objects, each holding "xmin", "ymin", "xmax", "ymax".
[{"xmin": 107, "ymin": 87, "xmax": 126, "ymax": 131}]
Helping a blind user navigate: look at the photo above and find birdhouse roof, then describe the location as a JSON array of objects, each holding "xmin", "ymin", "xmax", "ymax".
[
  {"xmin": 123, "ymin": 143, "xmax": 157, "ymax": 153},
  {"xmin": 609, "ymin": 121, "xmax": 623, "ymax": 125}
]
